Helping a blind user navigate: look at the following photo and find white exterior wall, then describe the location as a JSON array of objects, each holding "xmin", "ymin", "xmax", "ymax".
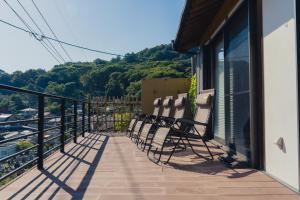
[{"xmin": 263, "ymin": 0, "xmax": 299, "ymax": 190}]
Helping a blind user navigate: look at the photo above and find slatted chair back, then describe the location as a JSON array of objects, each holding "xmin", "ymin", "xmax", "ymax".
[
  {"xmin": 193, "ymin": 89, "xmax": 214, "ymax": 137},
  {"xmin": 152, "ymin": 98, "xmax": 162, "ymax": 116},
  {"xmin": 173, "ymin": 93, "xmax": 187, "ymax": 119},
  {"xmin": 127, "ymin": 97, "xmax": 161, "ymax": 134},
  {"xmin": 139, "ymin": 123, "xmax": 153, "ymax": 141},
  {"xmin": 161, "ymin": 96, "xmax": 173, "ymax": 117},
  {"xmin": 132, "ymin": 120, "xmax": 143, "ymax": 137}
]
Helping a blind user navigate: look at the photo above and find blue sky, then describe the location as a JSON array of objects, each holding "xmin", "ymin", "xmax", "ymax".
[{"xmin": 0, "ymin": 0, "xmax": 185, "ymax": 73}]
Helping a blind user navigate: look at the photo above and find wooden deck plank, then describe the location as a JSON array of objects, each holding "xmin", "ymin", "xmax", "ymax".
[{"xmin": 0, "ymin": 133, "xmax": 299, "ymax": 200}]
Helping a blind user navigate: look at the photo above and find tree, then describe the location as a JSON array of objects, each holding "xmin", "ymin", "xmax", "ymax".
[
  {"xmin": 16, "ymin": 140, "xmax": 34, "ymax": 151},
  {"xmin": 111, "ymin": 56, "xmax": 121, "ymax": 63},
  {"xmin": 0, "ymin": 70, "xmax": 11, "ymax": 85},
  {"xmin": 46, "ymin": 102, "xmax": 60, "ymax": 115},
  {"xmin": 45, "ymin": 82, "xmax": 65, "ymax": 96},
  {"xmin": 93, "ymin": 58, "xmax": 107, "ymax": 65},
  {"xmin": 10, "ymin": 94, "xmax": 25, "ymax": 112},
  {"xmin": 81, "ymin": 65, "xmax": 126, "ymax": 94},
  {"xmin": 124, "ymin": 53, "xmax": 138, "ymax": 63},
  {"xmin": 0, "ymin": 43, "xmax": 191, "ymax": 100},
  {"xmin": 10, "ymin": 71, "xmax": 27, "ymax": 87},
  {"xmin": 105, "ymin": 79, "xmax": 124, "ymax": 97},
  {"xmin": 126, "ymin": 81, "xmax": 141, "ymax": 97}
]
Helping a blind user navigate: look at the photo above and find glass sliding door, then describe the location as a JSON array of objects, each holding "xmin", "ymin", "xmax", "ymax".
[
  {"xmin": 213, "ymin": 35, "xmax": 225, "ymax": 143},
  {"xmin": 211, "ymin": 2, "xmax": 251, "ymax": 162},
  {"xmin": 224, "ymin": 3, "xmax": 251, "ymax": 160}
]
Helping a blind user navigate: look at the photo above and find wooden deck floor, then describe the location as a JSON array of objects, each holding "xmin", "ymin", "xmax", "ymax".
[{"xmin": 0, "ymin": 132, "xmax": 299, "ymax": 200}]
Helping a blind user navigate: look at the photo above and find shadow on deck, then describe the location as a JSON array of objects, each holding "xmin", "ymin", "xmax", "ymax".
[{"xmin": 0, "ymin": 133, "xmax": 298, "ymax": 200}]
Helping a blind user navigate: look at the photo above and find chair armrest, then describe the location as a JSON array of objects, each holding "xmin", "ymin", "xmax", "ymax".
[
  {"xmin": 133, "ymin": 113, "xmax": 146, "ymax": 119},
  {"xmin": 146, "ymin": 114, "xmax": 156, "ymax": 119},
  {"xmin": 160, "ymin": 116, "xmax": 175, "ymax": 122},
  {"xmin": 174, "ymin": 118, "xmax": 208, "ymax": 126}
]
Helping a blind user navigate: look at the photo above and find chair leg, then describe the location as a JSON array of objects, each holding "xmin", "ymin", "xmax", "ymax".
[
  {"xmin": 152, "ymin": 148, "xmax": 158, "ymax": 160},
  {"xmin": 202, "ymin": 139, "xmax": 214, "ymax": 159},
  {"xmin": 180, "ymin": 138, "xmax": 187, "ymax": 150},
  {"xmin": 193, "ymin": 128, "xmax": 214, "ymax": 160},
  {"xmin": 143, "ymin": 133, "xmax": 150, "ymax": 151},
  {"xmin": 142, "ymin": 140, "xmax": 146, "ymax": 151},
  {"xmin": 147, "ymin": 144, "xmax": 152, "ymax": 156},
  {"xmin": 185, "ymin": 136, "xmax": 213, "ymax": 160},
  {"xmin": 165, "ymin": 137, "xmax": 181, "ymax": 164},
  {"xmin": 170, "ymin": 136, "xmax": 185, "ymax": 150},
  {"xmin": 156, "ymin": 147, "xmax": 164, "ymax": 163}
]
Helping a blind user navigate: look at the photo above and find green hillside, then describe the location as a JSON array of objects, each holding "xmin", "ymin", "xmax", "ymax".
[{"xmin": 0, "ymin": 44, "xmax": 191, "ymax": 113}]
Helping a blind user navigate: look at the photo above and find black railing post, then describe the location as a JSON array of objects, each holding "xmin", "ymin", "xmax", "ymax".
[
  {"xmin": 60, "ymin": 98, "xmax": 65, "ymax": 153},
  {"xmin": 37, "ymin": 94, "xmax": 44, "ymax": 170},
  {"xmin": 73, "ymin": 101, "xmax": 77, "ymax": 143},
  {"xmin": 82, "ymin": 102, "xmax": 85, "ymax": 137},
  {"xmin": 88, "ymin": 100, "xmax": 91, "ymax": 133}
]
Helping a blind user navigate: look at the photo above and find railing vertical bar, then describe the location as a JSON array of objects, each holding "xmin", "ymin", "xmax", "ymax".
[
  {"xmin": 88, "ymin": 99, "xmax": 91, "ymax": 133},
  {"xmin": 96, "ymin": 97, "xmax": 99, "ymax": 131},
  {"xmin": 73, "ymin": 101, "xmax": 77, "ymax": 143},
  {"xmin": 121, "ymin": 96, "xmax": 123, "ymax": 132},
  {"xmin": 37, "ymin": 94, "xmax": 45, "ymax": 170},
  {"xmin": 113, "ymin": 97, "xmax": 115, "ymax": 132},
  {"xmin": 105, "ymin": 97, "xmax": 108, "ymax": 130},
  {"xmin": 60, "ymin": 98, "xmax": 65, "ymax": 153},
  {"xmin": 82, "ymin": 102, "xmax": 85, "ymax": 137},
  {"xmin": 129, "ymin": 96, "xmax": 132, "ymax": 122},
  {"xmin": 124, "ymin": 96, "xmax": 127, "ymax": 132}
]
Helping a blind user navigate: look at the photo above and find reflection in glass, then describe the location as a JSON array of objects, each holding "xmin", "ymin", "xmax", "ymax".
[
  {"xmin": 225, "ymin": 3, "xmax": 251, "ymax": 160},
  {"xmin": 213, "ymin": 37, "xmax": 225, "ymax": 142}
]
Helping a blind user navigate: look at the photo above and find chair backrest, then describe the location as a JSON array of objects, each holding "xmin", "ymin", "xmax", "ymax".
[
  {"xmin": 133, "ymin": 120, "xmax": 143, "ymax": 135},
  {"xmin": 173, "ymin": 93, "xmax": 187, "ymax": 119},
  {"xmin": 193, "ymin": 89, "xmax": 214, "ymax": 137},
  {"xmin": 152, "ymin": 98, "xmax": 162, "ymax": 116},
  {"xmin": 161, "ymin": 96, "xmax": 173, "ymax": 117}
]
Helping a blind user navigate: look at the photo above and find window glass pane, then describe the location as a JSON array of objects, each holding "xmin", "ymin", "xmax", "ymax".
[
  {"xmin": 225, "ymin": 3, "xmax": 251, "ymax": 160},
  {"xmin": 213, "ymin": 36, "xmax": 225, "ymax": 142}
]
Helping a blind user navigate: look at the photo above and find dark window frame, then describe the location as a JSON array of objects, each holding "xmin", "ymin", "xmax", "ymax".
[{"xmin": 202, "ymin": 0, "xmax": 265, "ymax": 167}]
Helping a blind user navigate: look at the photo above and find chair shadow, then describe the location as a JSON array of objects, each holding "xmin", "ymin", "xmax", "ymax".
[
  {"xmin": 165, "ymin": 159, "xmax": 258, "ymax": 179},
  {"xmin": 147, "ymin": 139, "xmax": 257, "ymax": 180},
  {"xmin": 6, "ymin": 133, "xmax": 109, "ymax": 200}
]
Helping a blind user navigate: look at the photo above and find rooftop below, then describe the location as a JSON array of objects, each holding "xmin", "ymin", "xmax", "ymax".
[{"xmin": 0, "ymin": 132, "xmax": 298, "ymax": 200}]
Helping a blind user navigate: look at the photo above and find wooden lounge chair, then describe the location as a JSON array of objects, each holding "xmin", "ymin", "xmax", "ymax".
[
  {"xmin": 130, "ymin": 96, "xmax": 173, "ymax": 143},
  {"xmin": 138, "ymin": 94, "xmax": 188, "ymax": 151},
  {"xmin": 147, "ymin": 89, "xmax": 214, "ymax": 164},
  {"xmin": 127, "ymin": 97, "xmax": 162, "ymax": 137}
]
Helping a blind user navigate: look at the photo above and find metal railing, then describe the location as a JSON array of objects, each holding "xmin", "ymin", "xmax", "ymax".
[
  {"xmin": 0, "ymin": 84, "xmax": 141, "ymax": 184},
  {"xmin": 0, "ymin": 84, "xmax": 92, "ymax": 182},
  {"xmin": 92, "ymin": 96, "xmax": 141, "ymax": 132}
]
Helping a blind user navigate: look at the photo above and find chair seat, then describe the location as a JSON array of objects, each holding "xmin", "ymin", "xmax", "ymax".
[
  {"xmin": 139, "ymin": 123, "xmax": 152, "ymax": 140},
  {"xmin": 151, "ymin": 127, "xmax": 170, "ymax": 149}
]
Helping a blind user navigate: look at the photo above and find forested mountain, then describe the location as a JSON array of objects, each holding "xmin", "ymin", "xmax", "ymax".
[{"xmin": 0, "ymin": 44, "xmax": 191, "ymax": 113}]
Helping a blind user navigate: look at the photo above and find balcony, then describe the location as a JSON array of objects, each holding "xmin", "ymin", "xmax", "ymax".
[{"xmin": 0, "ymin": 84, "xmax": 298, "ymax": 199}]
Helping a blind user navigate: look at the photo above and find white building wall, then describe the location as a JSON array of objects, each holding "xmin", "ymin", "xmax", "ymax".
[{"xmin": 262, "ymin": 0, "xmax": 299, "ymax": 190}]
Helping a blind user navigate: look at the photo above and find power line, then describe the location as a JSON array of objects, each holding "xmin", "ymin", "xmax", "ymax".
[
  {"xmin": 16, "ymin": 0, "xmax": 66, "ymax": 63},
  {"xmin": 31, "ymin": 0, "xmax": 73, "ymax": 62},
  {"xmin": 2, "ymin": 0, "xmax": 63, "ymax": 64},
  {"xmin": 0, "ymin": 18, "xmax": 125, "ymax": 57},
  {"xmin": 36, "ymin": 42, "xmax": 62, "ymax": 64},
  {"xmin": 53, "ymin": 0, "xmax": 89, "ymax": 61}
]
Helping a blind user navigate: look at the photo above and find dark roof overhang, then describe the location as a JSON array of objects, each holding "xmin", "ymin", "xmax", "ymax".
[{"xmin": 173, "ymin": 0, "xmax": 239, "ymax": 52}]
